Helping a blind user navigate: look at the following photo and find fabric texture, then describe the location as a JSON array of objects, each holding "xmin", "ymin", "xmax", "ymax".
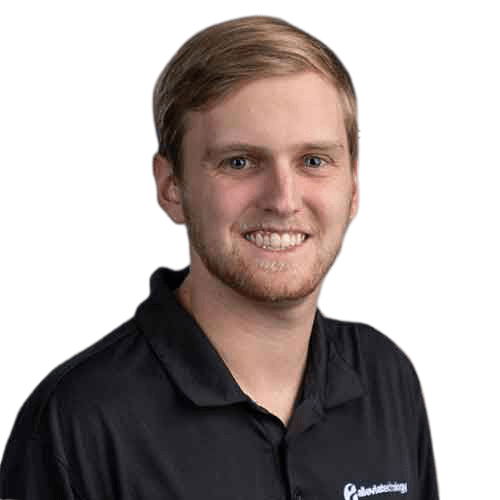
[{"xmin": 0, "ymin": 267, "xmax": 439, "ymax": 499}]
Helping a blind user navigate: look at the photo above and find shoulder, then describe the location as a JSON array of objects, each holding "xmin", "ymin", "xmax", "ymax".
[{"xmin": 6, "ymin": 318, "xmax": 146, "ymax": 442}]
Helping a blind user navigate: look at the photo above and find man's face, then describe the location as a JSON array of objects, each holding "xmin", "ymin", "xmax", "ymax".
[{"xmin": 165, "ymin": 71, "xmax": 358, "ymax": 304}]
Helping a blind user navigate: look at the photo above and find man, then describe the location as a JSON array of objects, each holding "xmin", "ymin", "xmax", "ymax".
[{"xmin": 0, "ymin": 16, "xmax": 439, "ymax": 500}]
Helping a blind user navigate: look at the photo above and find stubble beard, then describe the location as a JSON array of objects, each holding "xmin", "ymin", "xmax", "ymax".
[{"xmin": 183, "ymin": 208, "xmax": 347, "ymax": 305}]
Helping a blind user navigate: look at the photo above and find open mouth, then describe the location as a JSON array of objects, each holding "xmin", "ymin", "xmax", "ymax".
[{"xmin": 243, "ymin": 230, "xmax": 309, "ymax": 251}]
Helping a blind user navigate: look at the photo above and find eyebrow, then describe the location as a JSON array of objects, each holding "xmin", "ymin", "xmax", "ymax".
[{"xmin": 202, "ymin": 141, "xmax": 345, "ymax": 161}]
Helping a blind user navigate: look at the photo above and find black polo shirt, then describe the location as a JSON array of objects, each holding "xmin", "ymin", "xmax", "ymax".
[{"xmin": 0, "ymin": 267, "xmax": 439, "ymax": 500}]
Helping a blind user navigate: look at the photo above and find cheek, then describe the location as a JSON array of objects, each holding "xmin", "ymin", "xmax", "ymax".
[
  {"xmin": 313, "ymin": 187, "xmax": 354, "ymax": 226},
  {"xmin": 195, "ymin": 186, "xmax": 240, "ymax": 232}
]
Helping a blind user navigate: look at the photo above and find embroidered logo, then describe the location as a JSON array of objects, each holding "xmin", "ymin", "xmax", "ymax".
[{"xmin": 343, "ymin": 481, "xmax": 408, "ymax": 499}]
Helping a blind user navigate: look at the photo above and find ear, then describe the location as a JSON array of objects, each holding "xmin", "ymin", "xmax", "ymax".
[
  {"xmin": 349, "ymin": 159, "xmax": 359, "ymax": 222},
  {"xmin": 153, "ymin": 154, "xmax": 186, "ymax": 224}
]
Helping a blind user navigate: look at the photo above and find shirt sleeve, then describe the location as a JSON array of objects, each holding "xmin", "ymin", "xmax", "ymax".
[
  {"xmin": 412, "ymin": 367, "xmax": 440, "ymax": 500},
  {"xmin": 0, "ymin": 435, "xmax": 79, "ymax": 500},
  {"xmin": 0, "ymin": 398, "xmax": 84, "ymax": 500}
]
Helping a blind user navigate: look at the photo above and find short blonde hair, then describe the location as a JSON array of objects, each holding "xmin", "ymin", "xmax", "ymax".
[{"xmin": 153, "ymin": 15, "xmax": 358, "ymax": 180}]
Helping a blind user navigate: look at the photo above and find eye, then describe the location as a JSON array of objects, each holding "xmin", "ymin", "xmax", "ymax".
[
  {"xmin": 221, "ymin": 156, "xmax": 252, "ymax": 170},
  {"xmin": 303, "ymin": 155, "xmax": 325, "ymax": 168}
]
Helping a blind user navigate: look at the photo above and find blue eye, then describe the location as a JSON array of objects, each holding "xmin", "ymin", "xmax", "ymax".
[
  {"xmin": 304, "ymin": 156, "xmax": 324, "ymax": 168},
  {"xmin": 224, "ymin": 157, "xmax": 250, "ymax": 170}
]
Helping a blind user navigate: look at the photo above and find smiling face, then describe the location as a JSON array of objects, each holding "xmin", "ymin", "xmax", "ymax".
[{"xmin": 155, "ymin": 71, "xmax": 358, "ymax": 305}]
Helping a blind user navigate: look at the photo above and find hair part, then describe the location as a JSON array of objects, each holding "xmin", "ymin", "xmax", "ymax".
[{"xmin": 153, "ymin": 15, "xmax": 358, "ymax": 181}]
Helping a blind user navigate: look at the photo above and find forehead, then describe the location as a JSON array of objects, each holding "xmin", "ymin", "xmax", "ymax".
[{"xmin": 183, "ymin": 72, "xmax": 347, "ymax": 155}]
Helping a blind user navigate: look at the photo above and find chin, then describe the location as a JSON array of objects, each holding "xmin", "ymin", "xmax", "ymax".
[{"xmin": 222, "ymin": 264, "xmax": 323, "ymax": 305}]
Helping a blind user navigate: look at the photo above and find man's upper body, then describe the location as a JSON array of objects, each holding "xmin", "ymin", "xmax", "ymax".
[
  {"xmin": 0, "ymin": 15, "xmax": 439, "ymax": 500},
  {"xmin": 0, "ymin": 267, "xmax": 438, "ymax": 499},
  {"xmin": 159, "ymin": 69, "xmax": 358, "ymax": 428}
]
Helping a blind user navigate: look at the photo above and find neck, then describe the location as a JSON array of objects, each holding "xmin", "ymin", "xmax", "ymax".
[{"xmin": 176, "ymin": 259, "xmax": 321, "ymax": 424}]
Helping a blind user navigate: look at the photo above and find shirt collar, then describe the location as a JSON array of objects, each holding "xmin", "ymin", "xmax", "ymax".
[{"xmin": 134, "ymin": 267, "xmax": 364, "ymax": 412}]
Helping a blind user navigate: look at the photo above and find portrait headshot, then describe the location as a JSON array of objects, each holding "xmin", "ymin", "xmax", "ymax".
[{"xmin": 0, "ymin": 2, "xmax": 498, "ymax": 499}]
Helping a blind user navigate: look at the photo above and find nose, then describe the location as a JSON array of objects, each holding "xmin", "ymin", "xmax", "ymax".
[{"xmin": 256, "ymin": 160, "xmax": 301, "ymax": 216}]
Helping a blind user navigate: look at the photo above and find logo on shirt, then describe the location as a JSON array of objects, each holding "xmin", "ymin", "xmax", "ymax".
[{"xmin": 343, "ymin": 481, "xmax": 408, "ymax": 499}]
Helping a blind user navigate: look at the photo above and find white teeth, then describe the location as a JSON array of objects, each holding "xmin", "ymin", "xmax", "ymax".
[
  {"xmin": 244, "ymin": 231, "xmax": 307, "ymax": 250},
  {"xmin": 281, "ymin": 233, "xmax": 290, "ymax": 249},
  {"xmin": 270, "ymin": 233, "xmax": 281, "ymax": 249}
]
